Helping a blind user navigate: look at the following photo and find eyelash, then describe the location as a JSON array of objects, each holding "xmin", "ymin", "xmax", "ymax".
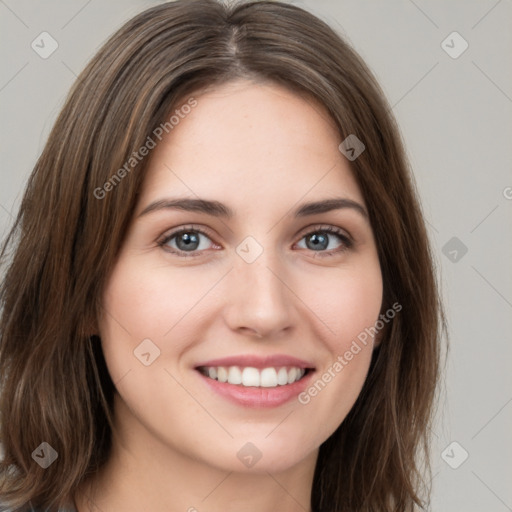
[{"xmin": 157, "ymin": 224, "xmax": 353, "ymax": 259}]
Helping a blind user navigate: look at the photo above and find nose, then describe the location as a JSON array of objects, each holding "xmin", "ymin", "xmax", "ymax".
[{"xmin": 222, "ymin": 249, "xmax": 296, "ymax": 340}]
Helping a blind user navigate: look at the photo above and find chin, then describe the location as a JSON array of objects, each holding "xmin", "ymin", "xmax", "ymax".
[{"xmin": 200, "ymin": 434, "xmax": 317, "ymax": 475}]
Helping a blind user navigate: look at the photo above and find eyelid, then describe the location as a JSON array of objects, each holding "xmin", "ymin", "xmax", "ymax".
[
  {"xmin": 294, "ymin": 224, "xmax": 354, "ymax": 256},
  {"xmin": 159, "ymin": 223, "xmax": 216, "ymax": 241},
  {"xmin": 297, "ymin": 223, "xmax": 352, "ymax": 241},
  {"xmin": 157, "ymin": 224, "xmax": 218, "ymax": 257},
  {"xmin": 158, "ymin": 223, "xmax": 353, "ymax": 257}
]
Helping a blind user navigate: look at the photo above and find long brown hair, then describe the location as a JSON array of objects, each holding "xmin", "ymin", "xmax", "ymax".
[{"xmin": 0, "ymin": 1, "xmax": 445, "ymax": 510}]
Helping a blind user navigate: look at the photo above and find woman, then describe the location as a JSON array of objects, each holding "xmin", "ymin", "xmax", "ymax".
[{"xmin": 0, "ymin": 0, "xmax": 444, "ymax": 510}]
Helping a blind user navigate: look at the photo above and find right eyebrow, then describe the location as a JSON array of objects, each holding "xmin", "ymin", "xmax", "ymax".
[{"xmin": 138, "ymin": 198, "xmax": 233, "ymax": 219}]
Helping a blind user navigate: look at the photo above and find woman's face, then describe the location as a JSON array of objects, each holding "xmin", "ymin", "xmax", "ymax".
[{"xmin": 99, "ymin": 79, "xmax": 383, "ymax": 474}]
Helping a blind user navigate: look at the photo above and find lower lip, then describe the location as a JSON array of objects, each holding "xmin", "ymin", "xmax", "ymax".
[{"xmin": 197, "ymin": 370, "xmax": 314, "ymax": 408}]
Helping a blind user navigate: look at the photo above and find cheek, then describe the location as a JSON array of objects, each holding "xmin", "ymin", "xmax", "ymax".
[
  {"xmin": 98, "ymin": 256, "xmax": 235, "ymax": 388},
  {"xmin": 100, "ymin": 258, "xmax": 213, "ymax": 342},
  {"xmin": 305, "ymin": 257, "xmax": 383, "ymax": 350},
  {"xmin": 98, "ymin": 258, "xmax": 193, "ymax": 381},
  {"xmin": 293, "ymin": 257, "xmax": 382, "ymax": 436}
]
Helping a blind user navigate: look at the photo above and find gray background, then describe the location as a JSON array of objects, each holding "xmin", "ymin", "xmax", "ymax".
[{"xmin": 0, "ymin": 0, "xmax": 511, "ymax": 510}]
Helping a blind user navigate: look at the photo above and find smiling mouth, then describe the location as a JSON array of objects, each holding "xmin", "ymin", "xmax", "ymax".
[{"xmin": 197, "ymin": 365, "xmax": 313, "ymax": 388}]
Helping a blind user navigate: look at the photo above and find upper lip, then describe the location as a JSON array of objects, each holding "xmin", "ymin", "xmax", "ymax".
[{"xmin": 195, "ymin": 354, "xmax": 315, "ymax": 370}]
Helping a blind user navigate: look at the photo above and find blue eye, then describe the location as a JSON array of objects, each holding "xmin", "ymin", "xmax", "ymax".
[
  {"xmin": 296, "ymin": 226, "xmax": 353, "ymax": 255},
  {"xmin": 158, "ymin": 225, "xmax": 352, "ymax": 258},
  {"xmin": 159, "ymin": 227, "xmax": 214, "ymax": 257}
]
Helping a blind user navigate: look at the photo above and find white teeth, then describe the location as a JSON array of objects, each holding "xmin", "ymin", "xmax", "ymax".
[
  {"xmin": 260, "ymin": 368, "xmax": 277, "ymax": 387},
  {"xmin": 201, "ymin": 365, "xmax": 307, "ymax": 388},
  {"xmin": 228, "ymin": 366, "xmax": 242, "ymax": 385},
  {"xmin": 287, "ymin": 367, "xmax": 298, "ymax": 384},
  {"xmin": 242, "ymin": 367, "xmax": 260, "ymax": 387},
  {"xmin": 277, "ymin": 367, "xmax": 288, "ymax": 385},
  {"xmin": 217, "ymin": 366, "xmax": 228, "ymax": 383}
]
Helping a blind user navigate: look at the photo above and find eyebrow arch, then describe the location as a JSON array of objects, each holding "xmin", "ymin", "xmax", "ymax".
[{"xmin": 138, "ymin": 197, "xmax": 368, "ymax": 220}]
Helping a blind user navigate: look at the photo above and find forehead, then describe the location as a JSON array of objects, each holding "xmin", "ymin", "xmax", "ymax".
[{"xmin": 138, "ymin": 79, "xmax": 365, "ymax": 215}]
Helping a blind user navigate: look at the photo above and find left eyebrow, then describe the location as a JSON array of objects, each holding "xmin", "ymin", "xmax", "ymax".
[
  {"xmin": 137, "ymin": 197, "xmax": 368, "ymax": 220},
  {"xmin": 294, "ymin": 198, "xmax": 368, "ymax": 219}
]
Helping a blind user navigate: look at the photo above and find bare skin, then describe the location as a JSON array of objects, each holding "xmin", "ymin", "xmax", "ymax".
[{"xmin": 75, "ymin": 79, "xmax": 383, "ymax": 512}]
